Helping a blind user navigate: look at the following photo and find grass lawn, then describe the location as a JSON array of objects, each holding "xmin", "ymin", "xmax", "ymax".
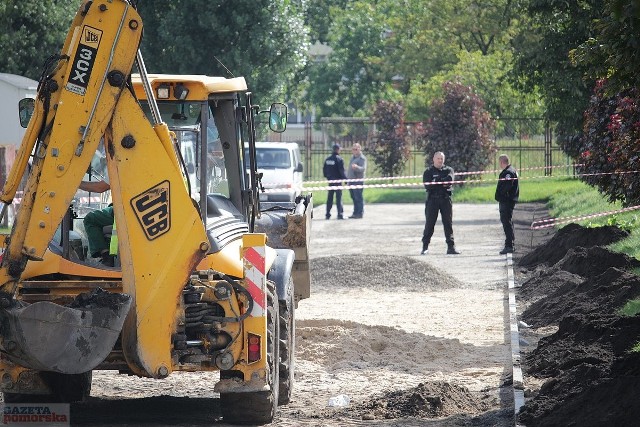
[{"xmin": 310, "ymin": 175, "xmax": 589, "ymax": 205}]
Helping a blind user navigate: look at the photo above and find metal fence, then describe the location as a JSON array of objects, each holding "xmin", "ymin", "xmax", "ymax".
[
  {"xmin": 260, "ymin": 117, "xmax": 572, "ymax": 181},
  {"xmin": 0, "ymin": 118, "xmax": 573, "ymax": 225}
]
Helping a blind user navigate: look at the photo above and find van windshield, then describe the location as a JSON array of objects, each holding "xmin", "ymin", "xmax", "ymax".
[{"xmin": 253, "ymin": 148, "xmax": 292, "ymax": 169}]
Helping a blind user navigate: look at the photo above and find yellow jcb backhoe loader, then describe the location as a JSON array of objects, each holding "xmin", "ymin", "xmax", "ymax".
[{"xmin": 0, "ymin": 1, "xmax": 311, "ymax": 424}]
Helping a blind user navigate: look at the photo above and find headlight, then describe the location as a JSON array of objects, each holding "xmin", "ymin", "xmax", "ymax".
[{"xmin": 157, "ymin": 84, "xmax": 170, "ymax": 99}]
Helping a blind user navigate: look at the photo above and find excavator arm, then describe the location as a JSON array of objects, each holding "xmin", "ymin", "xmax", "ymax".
[
  {"xmin": 0, "ymin": 0, "xmax": 139, "ymax": 288},
  {"xmin": 0, "ymin": 0, "xmax": 208, "ymax": 378}
]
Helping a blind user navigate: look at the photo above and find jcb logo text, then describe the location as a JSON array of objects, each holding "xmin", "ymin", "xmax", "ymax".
[
  {"xmin": 65, "ymin": 25, "xmax": 102, "ymax": 96},
  {"xmin": 131, "ymin": 181, "xmax": 171, "ymax": 240}
]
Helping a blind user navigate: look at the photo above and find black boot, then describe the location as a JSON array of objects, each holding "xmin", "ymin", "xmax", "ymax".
[
  {"xmin": 100, "ymin": 251, "xmax": 115, "ymax": 267},
  {"xmin": 447, "ymin": 246, "xmax": 460, "ymax": 255}
]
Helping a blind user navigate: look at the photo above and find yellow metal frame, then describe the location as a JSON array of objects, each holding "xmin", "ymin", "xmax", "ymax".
[{"xmin": 0, "ymin": 0, "xmax": 277, "ymax": 388}]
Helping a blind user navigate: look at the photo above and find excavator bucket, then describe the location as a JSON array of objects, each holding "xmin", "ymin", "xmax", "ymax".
[{"xmin": 1, "ymin": 290, "xmax": 131, "ymax": 374}]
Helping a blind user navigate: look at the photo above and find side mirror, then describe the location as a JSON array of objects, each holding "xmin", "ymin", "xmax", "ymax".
[
  {"xmin": 18, "ymin": 98, "xmax": 35, "ymax": 128},
  {"xmin": 295, "ymin": 162, "xmax": 303, "ymax": 173},
  {"xmin": 268, "ymin": 103, "xmax": 287, "ymax": 133}
]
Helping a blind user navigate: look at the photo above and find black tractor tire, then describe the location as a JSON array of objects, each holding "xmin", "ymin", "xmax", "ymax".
[
  {"xmin": 278, "ymin": 276, "xmax": 295, "ymax": 405},
  {"xmin": 3, "ymin": 371, "xmax": 92, "ymax": 403},
  {"xmin": 220, "ymin": 281, "xmax": 280, "ymax": 425}
]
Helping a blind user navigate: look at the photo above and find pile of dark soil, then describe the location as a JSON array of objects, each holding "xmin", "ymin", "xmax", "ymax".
[
  {"xmin": 516, "ymin": 223, "xmax": 640, "ymax": 426},
  {"xmin": 518, "ymin": 312, "xmax": 640, "ymax": 426},
  {"xmin": 519, "ymin": 223, "xmax": 630, "ymax": 267},
  {"xmin": 320, "ymin": 380, "xmax": 504, "ymax": 424},
  {"xmin": 353, "ymin": 382, "xmax": 491, "ymax": 419},
  {"xmin": 69, "ymin": 287, "xmax": 130, "ymax": 311}
]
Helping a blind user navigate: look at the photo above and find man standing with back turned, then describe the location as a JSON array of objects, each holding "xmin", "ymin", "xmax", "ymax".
[
  {"xmin": 421, "ymin": 151, "xmax": 459, "ymax": 255},
  {"xmin": 495, "ymin": 154, "xmax": 519, "ymax": 254},
  {"xmin": 323, "ymin": 143, "xmax": 347, "ymax": 219}
]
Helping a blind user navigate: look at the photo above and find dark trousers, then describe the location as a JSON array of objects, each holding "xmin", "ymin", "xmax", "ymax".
[
  {"xmin": 349, "ymin": 181, "xmax": 364, "ymax": 216},
  {"xmin": 84, "ymin": 206, "xmax": 114, "ymax": 257},
  {"xmin": 326, "ymin": 184, "xmax": 343, "ymax": 218},
  {"xmin": 499, "ymin": 201, "xmax": 516, "ymax": 247},
  {"xmin": 422, "ymin": 196, "xmax": 454, "ymax": 247}
]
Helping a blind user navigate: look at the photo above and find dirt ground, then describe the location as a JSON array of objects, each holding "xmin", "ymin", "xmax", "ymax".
[
  {"xmin": 514, "ymin": 222, "xmax": 640, "ymax": 426},
  {"xmin": 63, "ymin": 201, "xmax": 640, "ymax": 426}
]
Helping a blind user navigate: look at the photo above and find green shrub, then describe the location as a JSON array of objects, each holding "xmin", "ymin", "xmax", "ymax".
[
  {"xmin": 420, "ymin": 80, "xmax": 496, "ymax": 174},
  {"xmin": 369, "ymin": 101, "xmax": 411, "ymax": 177},
  {"xmin": 576, "ymin": 82, "xmax": 640, "ymax": 205}
]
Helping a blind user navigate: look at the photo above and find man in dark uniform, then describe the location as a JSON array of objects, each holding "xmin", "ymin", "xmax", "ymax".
[
  {"xmin": 323, "ymin": 143, "xmax": 347, "ymax": 219},
  {"xmin": 421, "ymin": 151, "xmax": 459, "ymax": 255},
  {"xmin": 495, "ymin": 154, "xmax": 519, "ymax": 254}
]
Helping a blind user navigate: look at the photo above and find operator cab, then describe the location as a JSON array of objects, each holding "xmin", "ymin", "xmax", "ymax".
[
  {"xmin": 133, "ymin": 75, "xmax": 287, "ymax": 254},
  {"xmin": 15, "ymin": 76, "xmax": 287, "ymax": 263}
]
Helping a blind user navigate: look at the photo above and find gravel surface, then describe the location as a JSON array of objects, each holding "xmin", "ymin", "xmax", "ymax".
[
  {"xmin": 33, "ymin": 201, "xmax": 640, "ymax": 426},
  {"xmin": 311, "ymin": 254, "xmax": 465, "ymax": 292},
  {"xmin": 47, "ymin": 203, "xmax": 545, "ymax": 425}
]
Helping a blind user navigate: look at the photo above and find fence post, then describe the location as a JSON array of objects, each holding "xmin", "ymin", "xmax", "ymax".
[{"xmin": 544, "ymin": 121, "xmax": 552, "ymax": 176}]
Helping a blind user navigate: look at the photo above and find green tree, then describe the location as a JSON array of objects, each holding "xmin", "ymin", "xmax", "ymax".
[
  {"xmin": 406, "ymin": 50, "xmax": 545, "ymax": 121},
  {"xmin": 303, "ymin": 1, "xmax": 389, "ymax": 118},
  {"xmin": 137, "ymin": 0, "xmax": 309, "ymax": 103},
  {"xmin": 305, "ymin": 0, "xmax": 350, "ymax": 43},
  {"xmin": 382, "ymin": 0, "xmax": 459, "ymax": 89},
  {"xmin": 303, "ymin": 0, "xmax": 523, "ymax": 119},
  {"xmin": 420, "ymin": 81, "xmax": 496, "ymax": 174},
  {"xmin": 384, "ymin": 0, "xmax": 518, "ymax": 92},
  {"xmin": 570, "ymin": 0, "xmax": 640, "ymax": 94},
  {"xmin": 0, "ymin": 1, "xmax": 76, "ymax": 80},
  {"xmin": 512, "ymin": 0, "xmax": 603, "ymax": 145},
  {"xmin": 369, "ymin": 101, "xmax": 411, "ymax": 177},
  {"xmin": 448, "ymin": 0, "xmax": 517, "ymax": 55}
]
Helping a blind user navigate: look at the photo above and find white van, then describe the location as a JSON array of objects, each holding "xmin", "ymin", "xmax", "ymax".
[{"xmin": 252, "ymin": 142, "xmax": 304, "ymax": 202}]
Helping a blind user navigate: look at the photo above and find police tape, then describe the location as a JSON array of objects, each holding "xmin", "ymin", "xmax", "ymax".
[
  {"xmin": 297, "ymin": 163, "xmax": 583, "ymax": 186},
  {"xmin": 530, "ymin": 205, "xmax": 640, "ymax": 230},
  {"xmin": 259, "ymin": 167, "xmax": 640, "ymax": 193},
  {"xmin": 263, "ymin": 174, "xmax": 544, "ymax": 193},
  {"xmin": 262, "ymin": 167, "xmax": 640, "ymax": 231}
]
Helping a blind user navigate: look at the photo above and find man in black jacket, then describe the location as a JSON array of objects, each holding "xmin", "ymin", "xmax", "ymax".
[
  {"xmin": 495, "ymin": 154, "xmax": 519, "ymax": 254},
  {"xmin": 421, "ymin": 151, "xmax": 459, "ymax": 255},
  {"xmin": 323, "ymin": 143, "xmax": 347, "ymax": 219}
]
